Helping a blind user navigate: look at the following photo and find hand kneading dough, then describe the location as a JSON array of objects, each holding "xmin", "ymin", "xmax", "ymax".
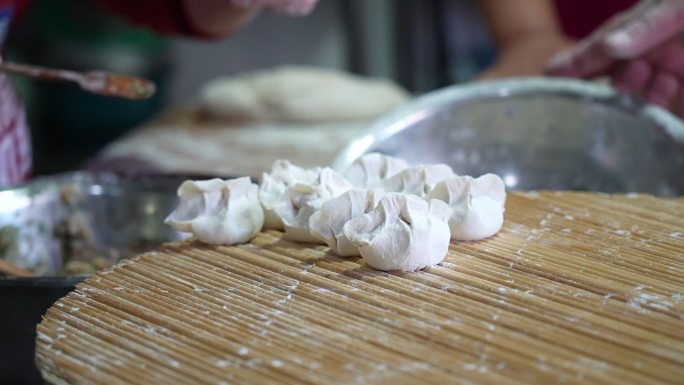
[
  {"xmin": 199, "ymin": 66, "xmax": 410, "ymax": 123},
  {"xmin": 343, "ymin": 193, "xmax": 453, "ymax": 271},
  {"xmin": 165, "ymin": 177, "xmax": 264, "ymax": 245},
  {"xmin": 426, "ymin": 174, "xmax": 506, "ymax": 241}
]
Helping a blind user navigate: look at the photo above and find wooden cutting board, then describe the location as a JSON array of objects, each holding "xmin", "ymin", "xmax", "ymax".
[{"xmin": 36, "ymin": 192, "xmax": 684, "ymax": 385}]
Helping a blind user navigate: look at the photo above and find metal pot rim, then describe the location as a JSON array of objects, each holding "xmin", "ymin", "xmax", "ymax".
[{"xmin": 332, "ymin": 77, "xmax": 684, "ymax": 172}]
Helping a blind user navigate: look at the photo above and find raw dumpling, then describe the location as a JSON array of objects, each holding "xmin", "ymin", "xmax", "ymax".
[
  {"xmin": 343, "ymin": 193, "xmax": 452, "ymax": 271},
  {"xmin": 380, "ymin": 164, "xmax": 456, "ymax": 197},
  {"xmin": 275, "ymin": 168, "xmax": 353, "ymax": 243},
  {"xmin": 309, "ymin": 189, "xmax": 385, "ymax": 256},
  {"xmin": 165, "ymin": 177, "xmax": 264, "ymax": 245},
  {"xmin": 343, "ymin": 153, "xmax": 409, "ymax": 188},
  {"xmin": 426, "ymin": 174, "xmax": 506, "ymax": 241},
  {"xmin": 260, "ymin": 160, "xmax": 321, "ymax": 230}
]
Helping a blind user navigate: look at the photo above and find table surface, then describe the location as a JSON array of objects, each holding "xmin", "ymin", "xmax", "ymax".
[{"xmin": 36, "ymin": 192, "xmax": 684, "ymax": 385}]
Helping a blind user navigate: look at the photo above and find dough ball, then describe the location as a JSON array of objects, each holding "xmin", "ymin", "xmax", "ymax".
[{"xmin": 200, "ymin": 66, "xmax": 410, "ymax": 123}]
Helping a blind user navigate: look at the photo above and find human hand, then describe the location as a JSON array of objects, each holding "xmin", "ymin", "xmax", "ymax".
[
  {"xmin": 479, "ymin": 34, "xmax": 574, "ymax": 79},
  {"xmin": 230, "ymin": 0, "xmax": 318, "ymax": 16},
  {"xmin": 182, "ymin": 0, "xmax": 318, "ymax": 37},
  {"xmin": 547, "ymin": 0, "xmax": 684, "ymax": 114}
]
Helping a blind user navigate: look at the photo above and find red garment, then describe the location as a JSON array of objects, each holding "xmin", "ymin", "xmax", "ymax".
[
  {"xmin": 99, "ymin": 0, "xmax": 219, "ymax": 38},
  {"xmin": 0, "ymin": 0, "xmax": 211, "ymax": 39},
  {"xmin": 555, "ymin": 0, "xmax": 639, "ymax": 39},
  {"xmin": 0, "ymin": 0, "xmax": 219, "ymax": 187}
]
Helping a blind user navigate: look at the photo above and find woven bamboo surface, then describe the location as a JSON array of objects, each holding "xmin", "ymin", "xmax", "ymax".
[{"xmin": 36, "ymin": 192, "xmax": 684, "ymax": 385}]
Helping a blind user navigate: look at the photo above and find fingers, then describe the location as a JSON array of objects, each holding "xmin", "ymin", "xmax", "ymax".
[
  {"xmin": 614, "ymin": 59, "xmax": 684, "ymax": 117},
  {"xmin": 649, "ymin": 36, "xmax": 684, "ymax": 78},
  {"xmin": 676, "ymin": 89, "xmax": 684, "ymax": 118},
  {"xmin": 547, "ymin": 0, "xmax": 684, "ymax": 78},
  {"xmin": 547, "ymin": 0, "xmax": 684, "ymax": 119},
  {"xmin": 611, "ymin": 33, "xmax": 684, "ymax": 116},
  {"xmin": 614, "ymin": 60, "xmax": 653, "ymax": 95},
  {"xmin": 546, "ymin": 39, "xmax": 613, "ymax": 78},
  {"xmin": 277, "ymin": 0, "xmax": 318, "ymax": 16},
  {"xmin": 645, "ymin": 71, "xmax": 679, "ymax": 108},
  {"xmin": 603, "ymin": 0, "xmax": 684, "ymax": 59},
  {"xmin": 642, "ymin": 35, "xmax": 684, "ymax": 116},
  {"xmin": 545, "ymin": 4, "xmax": 640, "ymax": 77},
  {"xmin": 230, "ymin": 0, "xmax": 318, "ymax": 16}
]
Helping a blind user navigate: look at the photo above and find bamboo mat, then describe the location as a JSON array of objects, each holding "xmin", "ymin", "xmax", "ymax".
[{"xmin": 36, "ymin": 192, "xmax": 684, "ymax": 385}]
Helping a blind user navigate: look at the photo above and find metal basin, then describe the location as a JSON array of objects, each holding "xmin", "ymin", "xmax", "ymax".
[
  {"xmin": 0, "ymin": 172, "xmax": 186, "ymax": 384},
  {"xmin": 333, "ymin": 78, "xmax": 684, "ymax": 196},
  {"xmin": 0, "ymin": 172, "xmax": 185, "ymax": 276}
]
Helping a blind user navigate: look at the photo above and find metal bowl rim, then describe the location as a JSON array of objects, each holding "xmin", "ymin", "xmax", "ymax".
[{"xmin": 331, "ymin": 77, "xmax": 684, "ymax": 172}]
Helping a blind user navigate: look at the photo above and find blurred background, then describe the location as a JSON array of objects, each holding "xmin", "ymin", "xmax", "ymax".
[{"xmin": 5, "ymin": 0, "xmax": 495, "ymax": 175}]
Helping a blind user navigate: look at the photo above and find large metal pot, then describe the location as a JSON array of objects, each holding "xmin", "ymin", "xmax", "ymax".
[
  {"xmin": 0, "ymin": 172, "xmax": 185, "ymax": 384},
  {"xmin": 334, "ymin": 78, "xmax": 684, "ymax": 196}
]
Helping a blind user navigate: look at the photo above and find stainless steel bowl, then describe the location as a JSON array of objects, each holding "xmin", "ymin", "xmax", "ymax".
[
  {"xmin": 333, "ymin": 78, "xmax": 684, "ymax": 196},
  {"xmin": 0, "ymin": 172, "xmax": 186, "ymax": 384},
  {"xmin": 0, "ymin": 172, "xmax": 185, "ymax": 276}
]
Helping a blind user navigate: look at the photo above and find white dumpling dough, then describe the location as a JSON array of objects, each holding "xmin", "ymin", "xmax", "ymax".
[
  {"xmin": 309, "ymin": 189, "xmax": 385, "ymax": 256},
  {"xmin": 426, "ymin": 174, "xmax": 506, "ymax": 241},
  {"xmin": 274, "ymin": 168, "xmax": 353, "ymax": 243},
  {"xmin": 343, "ymin": 193, "xmax": 453, "ymax": 271},
  {"xmin": 165, "ymin": 177, "xmax": 264, "ymax": 245},
  {"xmin": 199, "ymin": 66, "xmax": 409, "ymax": 123},
  {"xmin": 380, "ymin": 164, "xmax": 456, "ymax": 197},
  {"xmin": 260, "ymin": 160, "xmax": 321, "ymax": 230},
  {"xmin": 343, "ymin": 153, "xmax": 409, "ymax": 188}
]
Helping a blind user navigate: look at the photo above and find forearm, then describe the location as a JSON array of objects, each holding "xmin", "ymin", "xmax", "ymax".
[
  {"xmin": 182, "ymin": 0, "xmax": 258, "ymax": 38},
  {"xmin": 478, "ymin": 0, "xmax": 563, "ymax": 50},
  {"xmin": 99, "ymin": 0, "xmax": 256, "ymax": 39},
  {"xmin": 101, "ymin": 0, "xmax": 314, "ymax": 39}
]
